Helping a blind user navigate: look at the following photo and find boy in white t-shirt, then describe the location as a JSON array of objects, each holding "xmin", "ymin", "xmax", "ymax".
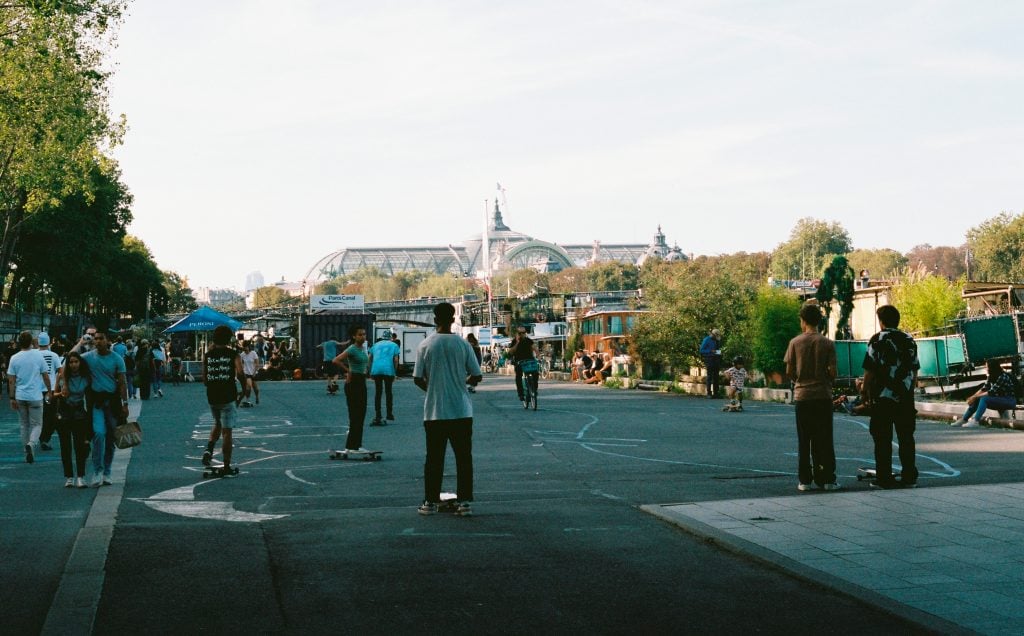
[
  {"xmin": 413, "ymin": 302, "xmax": 482, "ymax": 516},
  {"xmin": 723, "ymin": 356, "xmax": 748, "ymax": 411}
]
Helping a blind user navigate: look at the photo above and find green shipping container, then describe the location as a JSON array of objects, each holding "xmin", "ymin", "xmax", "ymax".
[
  {"xmin": 835, "ymin": 335, "xmax": 965, "ymax": 379},
  {"xmin": 960, "ymin": 315, "xmax": 1018, "ymax": 363}
]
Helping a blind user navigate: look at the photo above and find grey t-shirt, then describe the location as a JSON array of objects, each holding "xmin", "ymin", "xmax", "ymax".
[{"xmin": 413, "ymin": 334, "xmax": 482, "ymax": 421}]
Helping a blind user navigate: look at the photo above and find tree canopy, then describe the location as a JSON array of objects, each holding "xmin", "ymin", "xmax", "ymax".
[
  {"xmin": 770, "ymin": 218, "xmax": 853, "ymax": 280},
  {"xmin": 966, "ymin": 212, "xmax": 1024, "ymax": 282}
]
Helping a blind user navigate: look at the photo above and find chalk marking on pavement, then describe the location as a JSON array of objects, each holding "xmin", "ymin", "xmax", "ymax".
[
  {"xmin": 835, "ymin": 417, "xmax": 962, "ymax": 478},
  {"xmin": 400, "ymin": 528, "xmax": 513, "ymax": 538},
  {"xmin": 285, "ymin": 470, "xmax": 317, "ymax": 485},
  {"xmin": 133, "ymin": 480, "xmax": 288, "ymax": 522}
]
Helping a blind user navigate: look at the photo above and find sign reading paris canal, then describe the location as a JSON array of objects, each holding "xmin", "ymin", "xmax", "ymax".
[{"xmin": 310, "ymin": 294, "xmax": 365, "ymax": 311}]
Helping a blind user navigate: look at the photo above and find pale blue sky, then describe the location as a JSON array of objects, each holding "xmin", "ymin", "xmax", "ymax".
[{"xmin": 107, "ymin": 1, "xmax": 1024, "ymax": 290}]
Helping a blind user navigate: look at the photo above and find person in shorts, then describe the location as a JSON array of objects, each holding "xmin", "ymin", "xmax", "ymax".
[
  {"xmin": 317, "ymin": 337, "xmax": 345, "ymax": 394},
  {"xmin": 723, "ymin": 356, "xmax": 748, "ymax": 410},
  {"xmin": 201, "ymin": 325, "xmax": 244, "ymax": 476},
  {"xmin": 238, "ymin": 340, "xmax": 261, "ymax": 407}
]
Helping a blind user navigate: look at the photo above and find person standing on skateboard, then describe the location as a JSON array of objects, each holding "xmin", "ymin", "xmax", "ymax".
[
  {"xmin": 862, "ymin": 304, "xmax": 919, "ymax": 489},
  {"xmin": 413, "ymin": 302, "xmax": 483, "ymax": 516},
  {"xmin": 333, "ymin": 326, "xmax": 370, "ymax": 454},
  {"xmin": 201, "ymin": 325, "xmax": 244, "ymax": 476},
  {"xmin": 784, "ymin": 303, "xmax": 841, "ymax": 492}
]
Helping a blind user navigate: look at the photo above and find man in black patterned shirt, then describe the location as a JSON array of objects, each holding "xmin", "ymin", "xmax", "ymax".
[{"xmin": 862, "ymin": 305, "xmax": 919, "ymax": 489}]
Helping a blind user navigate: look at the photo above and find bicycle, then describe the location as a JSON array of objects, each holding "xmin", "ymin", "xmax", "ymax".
[{"xmin": 517, "ymin": 359, "xmax": 539, "ymax": 411}]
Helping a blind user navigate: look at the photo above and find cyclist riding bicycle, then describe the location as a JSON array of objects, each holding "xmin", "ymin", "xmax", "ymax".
[{"xmin": 510, "ymin": 327, "xmax": 538, "ymax": 405}]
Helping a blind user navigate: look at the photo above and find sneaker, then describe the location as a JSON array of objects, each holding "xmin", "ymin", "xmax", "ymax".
[
  {"xmin": 356, "ymin": 447, "xmax": 371, "ymax": 453},
  {"xmin": 91, "ymin": 475, "xmax": 103, "ymax": 488},
  {"xmin": 370, "ymin": 418, "xmax": 383, "ymax": 426},
  {"xmin": 418, "ymin": 501, "xmax": 438, "ymax": 515},
  {"xmin": 950, "ymin": 419, "xmax": 968, "ymax": 427},
  {"xmin": 962, "ymin": 420, "xmax": 980, "ymax": 428},
  {"xmin": 455, "ymin": 501, "xmax": 473, "ymax": 517},
  {"xmin": 102, "ymin": 478, "xmax": 112, "ymax": 486},
  {"xmin": 65, "ymin": 478, "xmax": 74, "ymax": 488},
  {"xmin": 467, "ymin": 386, "xmax": 476, "ymax": 393},
  {"xmin": 40, "ymin": 442, "xmax": 53, "ymax": 451},
  {"xmin": 870, "ymin": 479, "xmax": 901, "ymax": 490},
  {"xmin": 75, "ymin": 477, "xmax": 86, "ymax": 489},
  {"xmin": 24, "ymin": 444, "xmax": 33, "ymax": 464},
  {"xmin": 797, "ymin": 483, "xmax": 816, "ymax": 492},
  {"xmin": 202, "ymin": 450, "xmax": 212, "ymax": 467},
  {"xmin": 823, "ymin": 482, "xmax": 843, "ymax": 491},
  {"xmin": 219, "ymin": 466, "xmax": 237, "ymax": 478},
  {"xmin": 157, "ymin": 389, "xmax": 163, "ymax": 397},
  {"xmin": 900, "ymin": 480, "xmax": 918, "ymax": 489}
]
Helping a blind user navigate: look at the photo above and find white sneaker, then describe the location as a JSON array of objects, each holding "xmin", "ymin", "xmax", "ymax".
[
  {"xmin": 962, "ymin": 420, "xmax": 980, "ymax": 428},
  {"xmin": 91, "ymin": 474, "xmax": 103, "ymax": 488},
  {"xmin": 65, "ymin": 478, "xmax": 74, "ymax": 488},
  {"xmin": 75, "ymin": 477, "xmax": 86, "ymax": 489},
  {"xmin": 797, "ymin": 483, "xmax": 817, "ymax": 492},
  {"xmin": 823, "ymin": 482, "xmax": 843, "ymax": 491},
  {"xmin": 950, "ymin": 419, "xmax": 967, "ymax": 427}
]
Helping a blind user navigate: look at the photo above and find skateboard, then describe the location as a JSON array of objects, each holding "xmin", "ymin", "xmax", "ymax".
[
  {"xmin": 722, "ymin": 402, "xmax": 743, "ymax": 412},
  {"xmin": 856, "ymin": 467, "xmax": 901, "ymax": 482},
  {"xmin": 202, "ymin": 465, "xmax": 239, "ymax": 478},
  {"xmin": 329, "ymin": 449, "xmax": 383, "ymax": 461}
]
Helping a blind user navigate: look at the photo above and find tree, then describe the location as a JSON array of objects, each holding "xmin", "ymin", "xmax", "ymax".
[
  {"xmin": 888, "ymin": 265, "xmax": 966, "ymax": 336},
  {"xmin": 815, "ymin": 255, "xmax": 856, "ymax": 339},
  {"xmin": 965, "ymin": 212, "xmax": 1024, "ymax": 282},
  {"xmin": 163, "ymin": 271, "xmax": 198, "ymax": 314},
  {"xmin": 769, "ymin": 218, "xmax": 853, "ymax": 280},
  {"xmin": 747, "ymin": 286, "xmax": 803, "ymax": 383},
  {"xmin": 845, "ymin": 249, "xmax": 907, "ymax": 281},
  {"xmin": 490, "ymin": 268, "xmax": 548, "ymax": 298},
  {"xmin": 0, "ymin": 2, "xmax": 127, "ymax": 300},
  {"xmin": 253, "ymin": 285, "xmax": 290, "ymax": 308},
  {"xmin": 905, "ymin": 244, "xmax": 966, "ymax": 280},
  {"xmin": 632, "ymin": 258, "xmax": 758, "ymax": 373}
]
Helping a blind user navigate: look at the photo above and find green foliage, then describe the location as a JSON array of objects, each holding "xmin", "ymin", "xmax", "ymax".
[
  {"xmin": 0, "ymin": 2, "xmax": 127, "ymax": 299},
  {"xmin": 845, "ymin": 248, "xmax": 907, "ymax": 281},
  {"xmin": 632, "ymin": 258, "xmax": 758, "ymax": 371},
  {"xmin": 253, "ymin": 285, "xmax": 291, "ymax": 308},
  {"xmin": 966, "ymin": 211, "xmax": 1024, "ymax": 282},
  {"xmin": 548, "ymin": 261, "xmax": 639, "ymax": 294},
  {"xmin": 815, "ymin": 255, "xmax": 855, "ymax": 339},
  {"xmin": 769, "ymin": 218, "xmax": 853, "ymax": 280},
  {"xmin": 163, "ymin": 271, "xmax": 198, "ymax": 314},
  {"xmin": 748, "ymin": 286, "xmax": 802, "ymax": 377},
  {"xmin": 888, "ymin": 266, "xmax": 966, "ymax": 335}
]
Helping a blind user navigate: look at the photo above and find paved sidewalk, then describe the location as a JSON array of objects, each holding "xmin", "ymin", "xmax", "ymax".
[{"xmin": 643, "ymin": 483, "xmax": 1024, "ymax": 636}]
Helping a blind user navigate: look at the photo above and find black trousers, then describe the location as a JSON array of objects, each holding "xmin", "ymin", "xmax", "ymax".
[
  {"xmin": 372, "ymin": 374, "xmax": 394, "ymax": 418},
  {"xmin": 57, "ymin": 416, "xmax": 91, "ymax": 478},
  {"xmin": 423, "ymin": 418, "xmax": 473, "ymax": 503},
  {"xmin": 869, "ymin": 399, "xmax": 918, "ymax": 484},
  {"xmin": 40, "ymin": 399, "xmax": 58, "ymax": 444},
  {"xmin": 704, "ymin": 357, "xmax": 721, "ymax": 396},
  {"xmin": 795, "ymin": 399, "xmax": 836, "ymax": 486},
  {"xmin": 344, "ymin": 374, "xmax": 367, "ymax": 450}
]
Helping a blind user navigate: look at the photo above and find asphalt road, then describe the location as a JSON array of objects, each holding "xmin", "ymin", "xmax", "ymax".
[{"xmin": 6, "ymin": 373, "xmax": 1011, "ymax": 634}]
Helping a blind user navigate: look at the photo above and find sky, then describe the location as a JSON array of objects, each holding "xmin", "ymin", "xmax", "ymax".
[{"xmin": 106, "ymin": 1, "xmax": 1024, "ymax": 291}]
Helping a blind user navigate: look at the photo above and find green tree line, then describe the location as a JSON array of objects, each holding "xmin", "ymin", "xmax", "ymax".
[{"xmin": 1, "ymin": 2, "xmax": 193, "ymax": 323}]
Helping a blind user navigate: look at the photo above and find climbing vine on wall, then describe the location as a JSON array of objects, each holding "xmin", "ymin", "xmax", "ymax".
[{"xmin": 815, "ymin": 255, "xmax": 855, "ymax": 340}]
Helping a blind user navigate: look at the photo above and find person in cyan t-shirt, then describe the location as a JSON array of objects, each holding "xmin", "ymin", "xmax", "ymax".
[{"xmin": 201, "ymin": 325, "xmax": 243, "ymax": 476}]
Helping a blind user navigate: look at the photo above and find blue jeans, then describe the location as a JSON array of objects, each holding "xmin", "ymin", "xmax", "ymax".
[
  {"xmin": 962, "ymin": 395, "xmax": 1016, "ymax": 422},
  {"xmin": 91, "ymin": 403, "xmax": 118, "ymax": 477}
]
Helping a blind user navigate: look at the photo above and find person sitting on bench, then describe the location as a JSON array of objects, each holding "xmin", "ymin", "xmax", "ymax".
[{"xmin": 952, "ymin": 360, "xmax": 1018, "ymax": 427}]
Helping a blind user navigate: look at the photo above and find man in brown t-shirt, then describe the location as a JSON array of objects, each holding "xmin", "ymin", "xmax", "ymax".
[{"xmin": 784, "ymin": 302, "xmax": 840, "ymax": 492}]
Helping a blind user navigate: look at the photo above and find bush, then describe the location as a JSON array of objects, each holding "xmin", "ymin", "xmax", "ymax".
[{"xmin": 748, "ymin": 286, "xmax": 802, "ymax": 378}]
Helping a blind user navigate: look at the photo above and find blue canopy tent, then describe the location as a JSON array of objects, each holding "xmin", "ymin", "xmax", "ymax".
[
  {"xmin": 163, "ymin": 306, "xmax": 243, "ymax": 334},
  {"xmin": 163, "ymin": 307, "xmax": 244, "ymax": 374}
]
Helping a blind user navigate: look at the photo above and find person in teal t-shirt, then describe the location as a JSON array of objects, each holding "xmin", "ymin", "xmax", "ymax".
[
  {"xmin": 368, "ymin": 334, "xmax": 400, "ymax": 425},
  {"xmin": 333, "ymin": 326, "xmax": 369, "ymax": 453}
]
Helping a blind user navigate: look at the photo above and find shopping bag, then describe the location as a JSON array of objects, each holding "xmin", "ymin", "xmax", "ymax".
[{"xmin": 113, "ymin": 419, "xmax": 143, "ymax": 449}]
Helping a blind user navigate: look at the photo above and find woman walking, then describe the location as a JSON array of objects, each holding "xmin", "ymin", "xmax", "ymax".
[{"xmin": 56, "ymin": 352, "xmax": 92, "ymax": 488}]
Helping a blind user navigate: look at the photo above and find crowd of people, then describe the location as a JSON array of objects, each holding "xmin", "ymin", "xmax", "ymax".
[{"xmin": 569, "ymin": 349, "xmax": 615, "ymax": 384}]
